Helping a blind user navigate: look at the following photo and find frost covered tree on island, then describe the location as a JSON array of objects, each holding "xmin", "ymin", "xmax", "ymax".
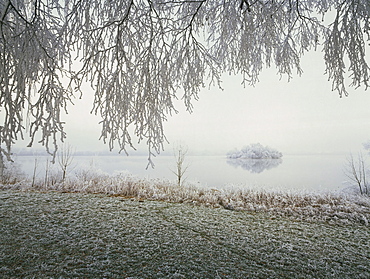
[
  {"xmin": 227, "ymin": 143, "xmax": 283, "ymax": 173},
  {"xmin": 0, "ymin": 0, "xmax": 369, "ymax": 168},
  {"xmin": 227, "ymin": 143, "xmax": 283, "ymax": 159}
]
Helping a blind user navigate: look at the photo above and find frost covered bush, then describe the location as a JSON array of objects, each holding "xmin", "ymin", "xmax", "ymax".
[
  {"xmin": 227, "ymin": 143, "xmax": 283, "ymax": 159},
  {"xmin": 2, "ymin": 164, "xmax": 370, "ymax": 226},
  {"xmin": 0, "ymin": 160, "xmax": 26, "ymax": 188},
  {"xmin": 0, "ymin": 156, "xmax": 368, "ymax": 226}
]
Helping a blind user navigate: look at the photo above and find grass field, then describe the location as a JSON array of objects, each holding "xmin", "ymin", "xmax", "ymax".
[{"xmin": 1, "ymin": 190, "xmax": 369, "ymax": 278}]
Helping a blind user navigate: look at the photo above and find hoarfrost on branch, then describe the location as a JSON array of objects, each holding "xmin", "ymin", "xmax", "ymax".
[{"xmin": 0, "ymin": 0, "xmax": 369, "ymax": 165}]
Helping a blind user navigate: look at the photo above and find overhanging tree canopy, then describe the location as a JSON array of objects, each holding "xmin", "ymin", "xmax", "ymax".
[{"xmin": 0, "ymin": 0, "xmax": 369, "ymax": 165}]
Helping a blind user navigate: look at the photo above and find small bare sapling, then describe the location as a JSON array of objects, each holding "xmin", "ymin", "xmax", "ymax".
[
  {"xmin": 58, "ymin": 143, "xmax": 75, "ymax": 182},
  {"xmin": 171, "ymin": 144, "xmax": 189, "ymax": 187}
]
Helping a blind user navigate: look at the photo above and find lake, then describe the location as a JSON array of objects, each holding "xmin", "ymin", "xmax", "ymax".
[{"xmin": 14, "ymin": 153, "xmax": 354, "ymax": 193}]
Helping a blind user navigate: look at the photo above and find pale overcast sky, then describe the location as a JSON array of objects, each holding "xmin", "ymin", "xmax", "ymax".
[
  {"xmin": 16, "ymin": 50, "xmax": 370, "ymax": 156},
  {"xmin": 162, "ymin": 56, "xmax": 370, "ymax": 155}
]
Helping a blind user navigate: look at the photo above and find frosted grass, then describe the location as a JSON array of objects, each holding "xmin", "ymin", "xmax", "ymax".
[
  {"xmin": 1, "ymin": 190, "xmax": 369, "ymax": 278},
  {"xmin": 1, "ymin": 165, "xmax": 370, "ymax": 226}
]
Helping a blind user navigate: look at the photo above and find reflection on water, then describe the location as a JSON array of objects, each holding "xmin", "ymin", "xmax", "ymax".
[{"xmin": 226, "ymin": 158, "xmax": 283, "ymax": 173}]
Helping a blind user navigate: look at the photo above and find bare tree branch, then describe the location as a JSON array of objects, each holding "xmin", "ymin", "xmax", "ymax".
[{"xmin": 345, "ymin": 153, "xmax": 369, "ymax": 195}]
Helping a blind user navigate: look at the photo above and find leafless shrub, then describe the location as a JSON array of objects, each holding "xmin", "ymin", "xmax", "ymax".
[
  {"xmin": 58, "ymin": 143, "xmax": 75, "ymax": 182},
  {"xmin": 171, "ymin": 143, "xmax": 189, "ymax": 187},
  {"xmin": 345, "ymin": 153, "xmax": 369, "ymax": 195}
]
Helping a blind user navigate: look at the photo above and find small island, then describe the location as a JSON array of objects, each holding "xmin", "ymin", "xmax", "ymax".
[{"xmin": 227, "ymin": 143, "xmax": 283, "ymax": 159}]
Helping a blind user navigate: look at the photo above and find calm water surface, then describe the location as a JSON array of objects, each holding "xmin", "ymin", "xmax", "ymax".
[{"xmin": 15, "ymin": 154, "xmax": 352, "ymax": 193}]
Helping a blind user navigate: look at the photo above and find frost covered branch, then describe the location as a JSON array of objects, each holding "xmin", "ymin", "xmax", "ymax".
[
  {"xmin": 0, "ymin": 0, "xmax": 75, "ymax": 163},
  {"xmin": 0, "ymin": 0, "xmax": 369, "ymax": 164}
]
